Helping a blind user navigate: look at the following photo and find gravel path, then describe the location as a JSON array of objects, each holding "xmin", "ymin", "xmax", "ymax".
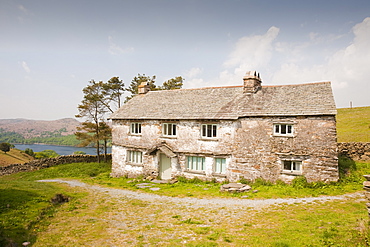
[
  {"xmin": 37, "ymin": 179, "xmax": 364, "ymax": 209},
  {"xmin": 34, "ymin": 179, "xmax": 367, "ymax": 246}
]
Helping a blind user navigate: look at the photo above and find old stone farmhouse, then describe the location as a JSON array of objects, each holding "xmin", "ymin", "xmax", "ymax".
[{"xmin": 109, "ymin": 71, "xmax": 338, "ymax": 183}]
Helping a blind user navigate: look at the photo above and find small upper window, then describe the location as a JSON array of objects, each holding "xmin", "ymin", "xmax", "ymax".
[
  {"xmin": 283, "ymin": 160, "xmax": 301, "ymax": 172},
  {"xmin": 274, "ymin": 124, "xmax": 293, "ymax": 136},
  {"xmin": 130, "ymin": 123, "xmax": 141, "ymax": 135},
  {"xmin": 201, "ymin": 124, "xmax": 217, "ymax": 138},
  {"xmin": 163, "ymin": 123, "xmax": 177, "ymax": 137}
]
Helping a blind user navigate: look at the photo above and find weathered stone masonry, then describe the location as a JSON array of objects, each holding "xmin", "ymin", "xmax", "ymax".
[
  {"xmin": 111, "ymin": 115, "xmax": 338, "ymax": 183},
  {"xmin": 338, "ymin": 142, "xmax": 370, "ymax": 161}
]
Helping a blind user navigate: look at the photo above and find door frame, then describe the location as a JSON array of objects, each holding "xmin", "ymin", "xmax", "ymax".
[{"xmin": 159, "ymin": 152, "xmax": 172, "ymax": 179}]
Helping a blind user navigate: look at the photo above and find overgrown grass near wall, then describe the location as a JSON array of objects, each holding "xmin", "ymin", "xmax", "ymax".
[{"xmin": 337, "ymin": 106, "xmax": 370, "ymax": 142}]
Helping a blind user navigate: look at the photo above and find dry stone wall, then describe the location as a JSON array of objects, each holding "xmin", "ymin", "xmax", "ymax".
[
  {"xmin": 338, "ymin": 142, "xmax": 370, "ymax": 161},
  {"xmin": 0, "ymin": 154, "xmax": 112, "ymax": 176}
]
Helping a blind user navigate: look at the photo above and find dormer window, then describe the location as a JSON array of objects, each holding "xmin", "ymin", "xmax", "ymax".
[{"xmin": 273, "ymin": 124, "xmax": 293, "ymax": 137}]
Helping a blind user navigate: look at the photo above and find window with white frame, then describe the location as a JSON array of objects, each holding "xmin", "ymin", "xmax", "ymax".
[
  {"xmin": 282, "ymin": 160, "xmax": 301, "ymax": 172},
  {"xmin": 127, "ymin": 150, "xmax": 143, "ymax": 164},
  {"xmin": 201, "ymin": 124, "xmax": 217, "ymax": 138},
  {"xmin": 274, "ymin": 124, "xmax": 293, "ymax": 136},
  {"xmin": 162, "ymin": 123, "xmax": 177, "ymax": 137},
  {"xmin": 130, "ymin": 123, "xmax": 142, "ymax": 135},
  {"xmin": 187, "ymin": 156, "xmax": 205, "ymax": 171},
  {"xmin": 214, "ymin": 158, "xmax": 226, "ymax": 174}
]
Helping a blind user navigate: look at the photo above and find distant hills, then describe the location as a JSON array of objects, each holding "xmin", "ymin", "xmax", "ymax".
[
  {"xmin": 0, "ymin": 118, "xmax": 80, "ymax": 138},
  {"xmin": 0, "ymin": 118, "xmax": 81, "ymax": 145}
]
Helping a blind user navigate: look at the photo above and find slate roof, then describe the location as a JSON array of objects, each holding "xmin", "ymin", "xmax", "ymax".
[{"xmin": 110, "ymin": 81, "xmax": 337, "ymax": 120}]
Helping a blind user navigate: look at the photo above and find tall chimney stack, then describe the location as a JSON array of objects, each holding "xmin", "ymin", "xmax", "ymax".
[
  {"xmin": 243, "ymin": 71, "xmax": 262, "ymax": 93},
  {"xmin": 138, "ymin": 81, "xmax": 150, "ymax": 94}
]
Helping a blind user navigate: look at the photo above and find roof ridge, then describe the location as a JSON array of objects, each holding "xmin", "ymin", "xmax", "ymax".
[
  {"xmin": 148, "ymin": 81, "xmax": 331, "ymax": 93},
  {"xmin": 263, "ymin": 81, "xmax": 331, "ymax": 88}
]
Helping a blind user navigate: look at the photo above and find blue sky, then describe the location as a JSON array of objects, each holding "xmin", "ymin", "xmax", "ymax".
[{"xmin": 1, "ymin": 0, "xmax": 369, "ymax": 120}]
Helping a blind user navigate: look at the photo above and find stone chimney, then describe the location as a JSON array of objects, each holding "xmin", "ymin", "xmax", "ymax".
[
  {"xmin": 243, "ymin": 71, "xmax": 262, "ymax": 93},
  {"xmin": 138, "ymin": 81, "xmax": 150, "ymax": 94}
]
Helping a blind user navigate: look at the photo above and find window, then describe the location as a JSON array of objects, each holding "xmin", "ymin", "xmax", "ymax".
[
  {"xmin": 283, "ymin": 160, "xmax": 301, "ymax": 172},
  {"xmin": 187, "ymin": 156, "xmax": 205, "ymax": 171},
  {"xmin": 130, "ymin": 123, "xmax": 142, "ymax": 135},
  {"xmin": 162, "ymin": 123, "xmax": 177, "ymax": 137},
  {"xmin": 274, "ymin": 124, "xmax": 293, "ymax": 136},
  {"xmin": 201, "ymin": 124, "xmax": 217, "ymax": 138},
  {"xmin": 214, "ymin": 158, "xmax": 226, "ymax": 174},
  {"xmin": 127, "ymin": 150, "xmax": 142, "ymax": 164}
]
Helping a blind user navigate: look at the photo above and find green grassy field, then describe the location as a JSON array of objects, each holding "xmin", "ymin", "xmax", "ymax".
[
  {"xmin": 337, "ymin": 106, "xmax": 370, "ymax": 142},
  {"xmin": 1, "ymin": 159, "xmax": 370, "ymax": 246},
  {"xmin": 0, "ymin": 148, "xmax": 34, "ymax": 166}
]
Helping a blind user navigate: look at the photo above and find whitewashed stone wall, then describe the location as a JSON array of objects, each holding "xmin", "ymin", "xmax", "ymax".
[{"xmin": 111, "ymin": 116, "xmax": 338, "ymax": 183}]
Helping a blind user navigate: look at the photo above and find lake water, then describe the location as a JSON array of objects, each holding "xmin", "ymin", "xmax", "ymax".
[{"xmin": 14, "ymin": 144, "xmax": 111, "ymax": 156}]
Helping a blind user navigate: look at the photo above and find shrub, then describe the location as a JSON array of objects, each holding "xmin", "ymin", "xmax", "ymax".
[
  {"xmin": 238, "ymin": 176, "xmax": 251, "ymax": 185},
  {"xmin": 253, "ymin": 177, "xmax": 273, "ymax": 186},
  {"xmin": 35, "ymin": 150, "xmax": 59, "ymax": 159},
  {"xmin": 0, "ymin": 142, "xmax": 11, "ymax": 153},
  {"xmin": 338, "ymin": 154, "xmax": 357, "ymax": 178},
  {"xmin": 292, "ymin": 176, "xmax": 308, "ymax": 189}
]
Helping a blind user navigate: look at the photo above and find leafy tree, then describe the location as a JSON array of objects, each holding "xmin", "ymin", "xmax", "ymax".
[
  {"xmin": 125, "ymin": 74, "xmax": 156, "ymax": 102},
  {"xmin": 124, "ymin": 74, "xmax": 185, "ymax": 102},
  {"xmin": 75, "ymin": 80, "xmax": 108, "ymax": 162},
  {"xmin": 102, "ymin": 76, "xmax": 125, "ymax": 111},
  {"xmin": 99, "ymin": 121, "xmax": 112, "ymax": 162},
  {"xmin": 158, "ymin": 76, "xmax": 184, "ymax": 90},
  {"xmin": 24, "ymin": 148, "xmax": 35, "ymax": 157},
  {"xmin": 0, "ymin": 142, "xmax": 11, "ymax": 153}
]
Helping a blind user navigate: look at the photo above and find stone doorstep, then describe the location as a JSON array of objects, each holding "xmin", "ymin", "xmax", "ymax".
[
  {"xmin": 221, "ymin": 183, "xmax": 246, "ymax": 189},
  {"xmin": 151, "ymin": 179, "xmax": 171, "ymax": 184}
]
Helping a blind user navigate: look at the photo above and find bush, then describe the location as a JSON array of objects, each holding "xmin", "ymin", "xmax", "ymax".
[
  {"xmin": 0, "ymin": 142, "xmax": 11, "ymax": 153},
  {"xmin": 34, "ymin": 150, "xmax": 59, "ymax": 159},
  {"xmin": 24, "ymin": 148, "xmax": 35, "ymax": 157},
  {"xmin": 292, "ymin": 176, "xmax": 308, "ymax": 189},
  {"xmin": 253, "ymin": 177, "xmax": 273, "ymax": 186}
]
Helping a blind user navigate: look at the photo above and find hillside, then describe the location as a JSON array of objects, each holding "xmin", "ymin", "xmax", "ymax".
[
  {"xmin": 0, "ymin": 148, "xmax": 34, "ymax": 166},
  {"xmin": 0, "ymin": 118, "xmax": 80, "ymax": 138},
  {"xmin": 337, "ymin": 106, "xmax": 370, "ymax": 142}
]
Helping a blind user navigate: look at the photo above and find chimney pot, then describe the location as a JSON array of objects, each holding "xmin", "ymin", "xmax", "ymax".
[
  {"xmin": 138, "ymin": 81, "xmax": 150, "ymax": 94},
  {"xmin": 243, "ymin": 71, "xmax": 262, "ymax": 94}
]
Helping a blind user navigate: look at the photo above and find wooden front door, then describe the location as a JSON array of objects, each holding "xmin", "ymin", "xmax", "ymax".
[{"xmin": 160, "ymin": 153, "xmax": 171, "ymax": 179}]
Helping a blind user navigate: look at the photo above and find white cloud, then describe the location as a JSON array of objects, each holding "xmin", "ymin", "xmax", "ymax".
[
  {"xmin": 219, "ymin": 26, "xmax": 280, "ymax": 84},
  {"xmin": 272, "ymin": 17, "xmax": 370, "ymax": 107},
  {"xmin": 184, "ymin": 67, "xmax": 203, "ymax": 78},
  {"xmin": 224, "ymin": 26, "xmax": 280, "ymax": 69},
  {"xmin": 20, "ymin": 61, "xmax": 31, "ymax": 73},
  {"xmin": 18, "ymin": 4, "xmax": 29, "ymax": 14},
  {"xmin": 108, "ymin": 36, "xmax": 134, "ymax": 55}
]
